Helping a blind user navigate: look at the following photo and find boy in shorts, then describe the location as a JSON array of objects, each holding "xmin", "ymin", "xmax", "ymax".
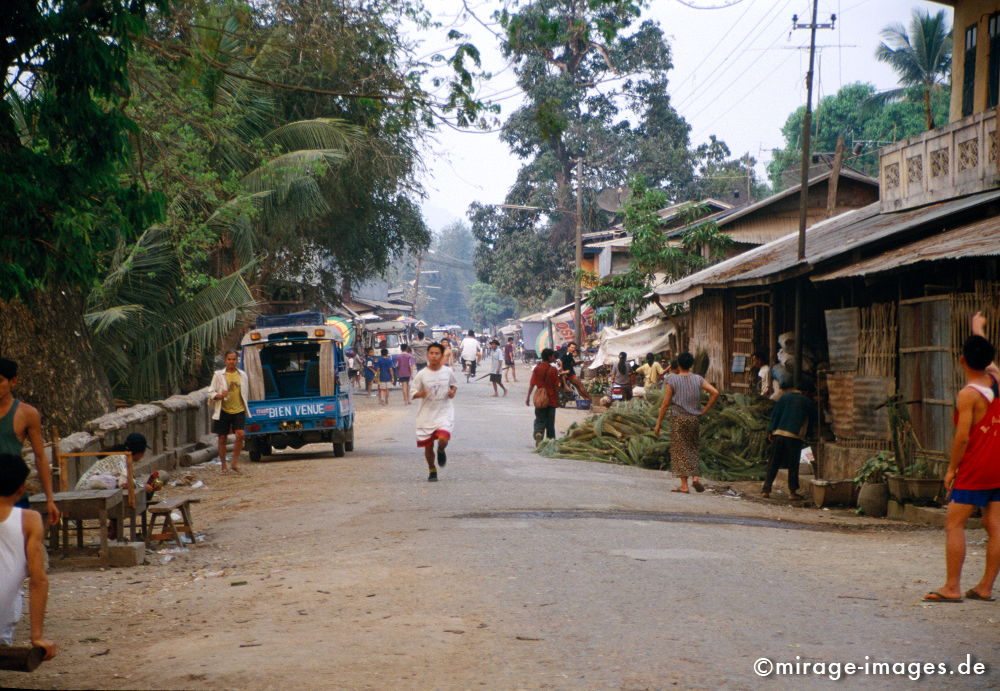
[
  {"xmin": 411, "ymin": 343, "xmax": 457, "ymax": 481},
  {"xmin": 210, "ymin": 350, "xmax": 250, "ymax": 474},
  {"xmin": 393, "ymin": 343, "xmax": 416, "ymax": 404},
  {"xmin": 924, "ymin": 312, "xmax": 1000, "ymax": 603}
]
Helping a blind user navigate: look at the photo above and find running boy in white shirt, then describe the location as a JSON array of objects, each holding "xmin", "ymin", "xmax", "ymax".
[{"xmin": 411, "ymin": 343, "xmax": 458, "ymax": 482}]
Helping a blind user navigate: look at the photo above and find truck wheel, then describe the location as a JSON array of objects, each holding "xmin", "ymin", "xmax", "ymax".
[
  {"xmin": 345, "ymin": 440, "xmax": 354, "ymax": 452},
  {"xmin": 333, "ymin": 442, "xmax": 346, "ymax": 458},
  {"xmin": 249, "ymin": 446, "xmax": 262, "ymax": 463}
]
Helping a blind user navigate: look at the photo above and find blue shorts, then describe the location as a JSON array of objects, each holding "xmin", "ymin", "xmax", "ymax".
[{"xmin": 950, "ymin": 487, "xmax": 1000, "ymax": 507}]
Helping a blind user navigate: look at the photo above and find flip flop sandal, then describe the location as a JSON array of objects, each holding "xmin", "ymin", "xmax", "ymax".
[
  {"xmin": 671, "ymin": 488, "xmax": 689, "ymax": 493},
  {"xmin": 965, "ymin": 590, "xmax": 996, "ymax": 602},
  {"xmin": 692, "ymin": 480, "xmax": 705, "ymax": 493},
  {"xmin": 922, "ymin": 591, "xmax": 963, "ymax": 603}
]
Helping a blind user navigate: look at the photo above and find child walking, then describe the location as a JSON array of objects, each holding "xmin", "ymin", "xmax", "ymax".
[{"xmin": 411, "ymin": 343, "xmax": 458, "ymax": 481}]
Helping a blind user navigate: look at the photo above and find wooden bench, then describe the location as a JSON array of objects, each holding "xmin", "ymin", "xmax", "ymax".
[{"xmin": 146, "ymin": 497, "xmax": 200, "ymax": 549}]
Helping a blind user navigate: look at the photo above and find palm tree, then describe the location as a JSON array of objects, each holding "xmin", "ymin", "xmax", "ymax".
[{"xmin": 875, "ymin": 8, "xmax": 952, "ymax": 130}]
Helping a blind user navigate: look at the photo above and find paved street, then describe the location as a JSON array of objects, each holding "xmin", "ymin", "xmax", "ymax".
[{"xmin": 7, "ymin": 376, "xmax": 1000, "ymax": 690}]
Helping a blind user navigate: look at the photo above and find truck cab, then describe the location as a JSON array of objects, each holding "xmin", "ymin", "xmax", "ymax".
[{"xmin": 239, "ymin": 312, "xmax": 354, "ymax": 461}]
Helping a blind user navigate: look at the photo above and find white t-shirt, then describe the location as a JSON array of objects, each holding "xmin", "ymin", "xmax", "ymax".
[
  {"xmin": 486, "ymin": 347, "xmax": 504, "ymax": 374},
  {"xmin": 460, "ymin": 337, "xmax": 481, "ymax": 362},
  {"xmin": 412, "ymin": 366, "xmax": 459, "ymax": 440}
]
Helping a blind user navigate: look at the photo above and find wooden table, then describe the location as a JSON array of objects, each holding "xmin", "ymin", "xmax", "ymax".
[{"xmin": 29, "ymin": 489, "xmax": 123, "ymax": 561}]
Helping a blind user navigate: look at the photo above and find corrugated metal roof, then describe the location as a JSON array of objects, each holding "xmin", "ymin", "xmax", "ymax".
[
  {"xmin": 665, "ymin": 168, "xmax": 878, "ymax": 239},
  {"xmin": 813, "ymin": 214, "xmax": 1000, "ymax": 281},
  {"xmin": 651, "ymin": 188, "xmax": 1000, "ymax": 303}
]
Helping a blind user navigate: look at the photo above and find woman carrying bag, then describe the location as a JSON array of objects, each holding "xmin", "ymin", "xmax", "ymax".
[{"xmin": 526, "ymin": 348, "xmax": 560, "ymax": 443}]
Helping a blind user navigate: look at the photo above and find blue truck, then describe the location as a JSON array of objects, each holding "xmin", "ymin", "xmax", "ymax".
[{"xmin": 239, "ymin": 312, "xmax": 355, "ymax": 461}]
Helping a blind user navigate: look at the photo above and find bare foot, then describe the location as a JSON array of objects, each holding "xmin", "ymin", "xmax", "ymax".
[
  {"xmin": 221, "ymin": 468, "xmax": 231, "ymax": 475},
  {"xmin": 231, "ymin": 466, "xmax": 241, "ymax": 474}
]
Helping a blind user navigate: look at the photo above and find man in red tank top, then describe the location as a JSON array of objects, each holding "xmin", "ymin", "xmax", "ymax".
[{"xmin": 924, "ymin": 313, "xmax": 1000, "ymax": 603}]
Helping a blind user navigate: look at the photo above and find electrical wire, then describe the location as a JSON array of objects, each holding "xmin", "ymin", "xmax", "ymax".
[
  {"xmin": 673, "ymin": 0, "xmax": 749, "ymax": 8},
  {"xmin": 672, "ymin": 0, "xmax": 756, "ymax": 95},
  {"xmin": 672, "ymin": 0, "xmax": 795, "ymax": 112}
]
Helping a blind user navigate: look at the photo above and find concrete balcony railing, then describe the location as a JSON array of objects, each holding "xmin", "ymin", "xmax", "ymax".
[{"xmin": 880, "ymin": 108, "xmax": 1000, "ymax": 212}]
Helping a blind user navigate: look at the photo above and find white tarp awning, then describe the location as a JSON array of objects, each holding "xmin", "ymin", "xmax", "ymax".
[{"xmin": 589, "ymin": 317, "xmax": 677, "ymax": 369}]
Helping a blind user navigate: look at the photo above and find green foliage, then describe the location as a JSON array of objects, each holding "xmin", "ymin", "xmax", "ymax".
[
  {"xmin": 768, "ymin": 82, "xmax": 950, "ymax": 188},
  {"xmin": 1, "ymin": 0, "xmax": 168, "ymax": 300},
  {"xmin": 875, "ymin": 8, "xmax": 952, "ymax": 130},
  {"xmin": 84, "ymin": 226, "xmax": 256, "ymax": 401},
  {"xmin": 419, "ymin": 222, "xmax": 477, "ymax": 326},
  {"xmin": 585, "ymin": 179, "xmax": 731, "ymax": 326},
  {"xmin": 474, "ymin": 0, "xmax": 696, "ymax": 308},
  {"xmin": 467, "ymin": 282, "xmax": 517, "ymax": 329},
  {"xmin": 854, "ymin": 451, "xmax": 898, "ymax": 486}
]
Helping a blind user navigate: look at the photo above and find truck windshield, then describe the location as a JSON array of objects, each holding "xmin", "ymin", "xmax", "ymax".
[
  {"xmin": 378, "ymin": 333, "xmax": 400, "ymax": 348},
  {"xmin": 260, "ymin": 341, "xmax": 320, "ymax": 399}
]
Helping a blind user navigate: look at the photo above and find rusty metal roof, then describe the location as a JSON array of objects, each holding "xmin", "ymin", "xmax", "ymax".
[
  {"xmin": 652, "ymin": 188, "xmax": 1000, "ymax": 303},
  {"xmin": 813, "ymin": 213, "xmax": 1000, "ymax": 281}
]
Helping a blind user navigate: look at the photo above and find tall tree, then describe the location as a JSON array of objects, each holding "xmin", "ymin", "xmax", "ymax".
[
  {"xmin": 1, "ymin": 0, "xmax": 167, "ymax": 430},
  {"xmin": 875, "ymin": 8, "xmax": 952, "ymax": 130},
  {"xmin": 418, "ymin": 222, "xmax": 477, "ymax": 327},
  {"xmin": 472, "ymin": 0, "xmax": 694, "ymax": 309}
]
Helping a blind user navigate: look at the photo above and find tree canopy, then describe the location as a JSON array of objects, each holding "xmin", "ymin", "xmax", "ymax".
[
  {"xmin": 767, "ymin": 81, "xmax": 950, "ymax": 189},
  {"xmin": 472, "ymin": 0, "xmax": 698, "ymax": 310}
]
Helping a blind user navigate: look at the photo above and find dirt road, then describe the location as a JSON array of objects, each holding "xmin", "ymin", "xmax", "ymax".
[{"xmin": 5, "ymin": 376, "xmax": 999, "ymax": 689}]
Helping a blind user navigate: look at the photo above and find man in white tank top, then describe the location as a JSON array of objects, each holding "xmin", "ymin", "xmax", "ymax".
[{"xmin": 0, "ymin": 454, "xmax": 56, "ymax": 659}]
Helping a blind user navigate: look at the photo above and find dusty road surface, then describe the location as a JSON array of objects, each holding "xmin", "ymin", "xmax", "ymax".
[{"xmin": 5, "ymin": 376, "xmax": 1000, "ymax": 690}]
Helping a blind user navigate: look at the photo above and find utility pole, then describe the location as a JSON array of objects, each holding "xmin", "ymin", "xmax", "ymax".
[
  {"xmin": 574, "ymin": 157, "xmax": 584, "ymax": 348},
  {"xmin": 792, "ymin": 2, "xmax": 835, "ymax": 387},
  {"xmin": 411, "ymin": 251, "xmax": 423, "ymax": 316}
]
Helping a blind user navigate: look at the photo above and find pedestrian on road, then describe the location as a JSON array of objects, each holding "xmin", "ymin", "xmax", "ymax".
[
  {"xmin": 527, "ymin": 348, "xmax": 560, "ymax": 442},
  {"xmin": 210, "ymin": 350, "xmax": 250, "ymax": 474},
  {"xmin": 0, "ymin": 358, "xmax": 60, "ymax": 525},
  {"xmin": 503, "ymin": 337, "xmax": 518, "ymax": 382},
  {"xmin": 560, "ymin": 343, "xmax": 589, "ymax": 398},
  {"xmin": 761, "ymin": 377, "xmax": 816, "ymax": 500},
  {"xmin": 924, "ymin": 312, "xmax": 1000, "ymax": 603},
  {"xmin": 0, "ymin": 454, "xmax": 56, "ymax": 660},
  {"xmin": 411, "ymin": 343, "xmax": 458, "ymax": 482},
  {"xmin": 363, "ymin": 347, "xmax": 376, "ymax": 397},
  {"xmin": 346, "ymin": 350, "xmax": 361, "ymax": 390},
  {"xmin": 486, "ymin": 340, "xmax": 507, "ymax": 397},
  {"xmin": 394, "ymin": 344, "xmax": 417, "ymax": 405},
  {"xmin": 460, "ymin": 330, "xmax": 481, "ymax": 382},
  {"xmin": 653, "ymin": 352, "xmax": 719, "ymax": 494},
  {"xmin": 613, "ymin": 352, "xmax": 634, "ymax": 401},
  {"xmin": 410, "ymin": 331, "xmax": 431, "ymax": 372},
  {"xmin": 440, "ymin": 338, "xmax": 455, "ymax": 368},
  {"xmin": 376, "ymin": 348, "xmax": 394, "ymax": 406}
]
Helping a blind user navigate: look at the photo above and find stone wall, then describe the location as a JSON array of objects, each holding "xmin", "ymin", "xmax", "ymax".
[{"xmin": 24, "ymin": 390, "xmax": 217, "ymax": 491}]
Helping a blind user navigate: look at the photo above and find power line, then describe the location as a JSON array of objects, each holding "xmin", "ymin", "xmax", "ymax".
[{"xmin": 673, "ymin": 0, "xmax": 795, "ymax": 112}]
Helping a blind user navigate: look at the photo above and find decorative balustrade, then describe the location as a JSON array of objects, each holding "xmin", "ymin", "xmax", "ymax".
[{"xmin": 880, "ymin": 108, "xmax": 999, "ymax": 212}]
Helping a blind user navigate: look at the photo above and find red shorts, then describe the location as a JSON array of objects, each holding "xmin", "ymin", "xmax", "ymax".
[{"xmin": 416, "ymin": 430, "xmax": 451, "ymax": 447}]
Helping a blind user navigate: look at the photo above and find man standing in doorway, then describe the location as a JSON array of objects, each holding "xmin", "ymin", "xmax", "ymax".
[
  {"xmin": 0, "ymin": 359, "xmax": 59, "ymax": 525},
  {"xmin": 761, "ymin": 376, "xmax": 815, "ymax": 500},
  {"xmin": 459, "ymin": 330, "xmax": 481, "ymax": 383},
  {"xmin": 210, "ymin": 351, "xmax": 250, "ymax": 474}
]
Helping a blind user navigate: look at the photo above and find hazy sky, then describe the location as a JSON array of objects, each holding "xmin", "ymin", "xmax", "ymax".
[{"xmin": 414, "ymin": 0, "xmax": 950, "ymax": 232}]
